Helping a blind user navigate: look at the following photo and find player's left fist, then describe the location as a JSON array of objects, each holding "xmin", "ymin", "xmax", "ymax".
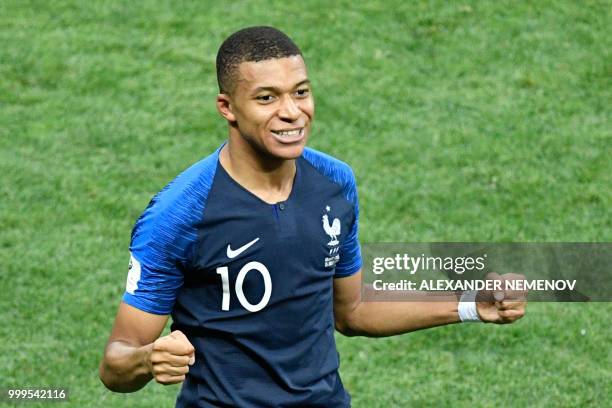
[{"xmin": 476, "ymin": 272, "xmax": 528, "ymax": 324}]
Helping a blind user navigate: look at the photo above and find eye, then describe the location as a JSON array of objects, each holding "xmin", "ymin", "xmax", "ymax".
[
  {"xmin": 295, "ymin": 88, "xmax": 310, "ymax": 97},
  {"xmin": 256, "ymin": 94, "xmax": 275, "ymax": 103}
]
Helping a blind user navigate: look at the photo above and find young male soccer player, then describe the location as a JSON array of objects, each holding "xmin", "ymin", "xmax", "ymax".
[{"xmin": 99, "ymin": 26, "xmax": 527, "ymax": 407}]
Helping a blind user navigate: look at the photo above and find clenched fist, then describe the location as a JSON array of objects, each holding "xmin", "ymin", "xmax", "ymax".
[
  {"xmin": 147, "ymin": 330, "xmax": 195, "ymax": 385},
  {"xmin": 477, "ymin": 272, "xmax": 528, "ymax": 324}
]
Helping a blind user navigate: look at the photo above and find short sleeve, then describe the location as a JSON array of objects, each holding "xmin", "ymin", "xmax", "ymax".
[
  {"xmin": 122, "ymin": 150, "xmax": 219, "ymax": 315},
  {"xmin": 333, "ymin": 168, "xmax": 362, "ymax": 278},
  {"xmin": 122, "ymin": 200, "xmax": 193, "ymax": 315}
]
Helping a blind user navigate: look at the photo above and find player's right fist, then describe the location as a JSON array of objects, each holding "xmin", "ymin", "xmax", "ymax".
[{"xmin": 148, "ymin": 330, "xmax": 195, "ymax": 385}]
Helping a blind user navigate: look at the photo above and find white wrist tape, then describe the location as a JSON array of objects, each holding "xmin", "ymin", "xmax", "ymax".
[{"xmin": 458, "ymin": 290, "xmax": 482, "ymax": 322}]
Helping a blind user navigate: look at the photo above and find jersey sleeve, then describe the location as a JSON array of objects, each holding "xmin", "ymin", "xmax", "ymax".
[
  {"xmin": 122, "ymin": 194, "xmax": 196, "ymax": 315},
  {"xmin": 334, "ymin": 168, "xmax": 362, "ymax": 278},
  {"xmin": 122, "ymin": 152, "xmax": 219, "ymax": 314}
]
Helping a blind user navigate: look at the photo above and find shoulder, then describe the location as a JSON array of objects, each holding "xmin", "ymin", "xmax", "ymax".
[
  {"xmin": 130, "ymin": 148, "xmax": 220, "ymax": 264},
  {"xmin": 146, "ymin": 149, "xmax": 219, "ymax": 217},
  {"xmin": 301, "ymin": 147, "xmax": 357, "ymax": 202}
]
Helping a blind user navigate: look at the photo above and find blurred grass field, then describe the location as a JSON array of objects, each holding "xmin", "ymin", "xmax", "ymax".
[{"xmin": 1, "ymin": 0, "xmax": 610, "ymax": 407}]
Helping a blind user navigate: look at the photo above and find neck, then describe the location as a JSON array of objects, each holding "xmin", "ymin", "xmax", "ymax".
[{"xmin": 219, "ymin": 134, "xmax": 297, "ymax": 204}]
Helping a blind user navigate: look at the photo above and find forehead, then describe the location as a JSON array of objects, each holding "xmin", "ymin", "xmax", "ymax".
[{"xmin": 235, "ymin": 55, "xmax": 308, "ymax": 92}]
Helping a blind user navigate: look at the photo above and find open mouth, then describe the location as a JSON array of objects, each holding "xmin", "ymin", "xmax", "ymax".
[{"xmin": 271, "ymin": 127, "xmax": 305, "ymax": 143}]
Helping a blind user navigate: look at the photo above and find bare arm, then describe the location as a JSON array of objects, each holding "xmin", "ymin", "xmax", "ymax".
[
  {"xmin": 333, "ymin": 271, "xmax": 461, "ymax": 337},
  {"xmin": 99, "ymin": 302, "xmax": 194, "ymax": 392},
  {"xmin": 333, "ymin": 270, "xmax": 526, "ymax": 337}
]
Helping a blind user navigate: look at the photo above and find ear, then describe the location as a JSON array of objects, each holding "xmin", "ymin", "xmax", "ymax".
[{"xmin": 216, "ymin": 93, "xmax": 237, "ymax": 122}]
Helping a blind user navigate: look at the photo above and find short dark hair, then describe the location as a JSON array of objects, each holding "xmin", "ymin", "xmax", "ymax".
[{"xmin": 216, "ymin": 26, "xmax": 302, "ymax": 94}]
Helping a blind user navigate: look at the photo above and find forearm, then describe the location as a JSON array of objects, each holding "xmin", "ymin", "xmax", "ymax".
[
  {"xmin": 99, "ymin": 341, "xmax": 154, "ymax": 392},
  {"xmin": 339, "ymin": 287, "xmax": 461, "ymax": 337}
]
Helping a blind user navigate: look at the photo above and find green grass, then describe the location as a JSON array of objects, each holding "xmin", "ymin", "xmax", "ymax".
[{"xmin": 1, "ymin": 0, "xmax": 610, "ymax": 407}]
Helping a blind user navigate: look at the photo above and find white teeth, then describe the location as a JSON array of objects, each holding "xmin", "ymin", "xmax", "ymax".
[{"xmin": 273, "ymin": 129, "xmax": 302, "ymax": 138}]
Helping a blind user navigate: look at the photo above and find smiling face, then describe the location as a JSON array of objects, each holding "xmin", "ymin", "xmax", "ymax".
[{"xmin": 217, "ymin": 55, "xmax": 314, "ymax": 161}]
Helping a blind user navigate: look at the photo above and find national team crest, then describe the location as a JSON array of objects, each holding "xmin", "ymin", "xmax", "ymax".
[
  {"xmin": 322, "ymin": 205, "xmax": 341, "ymax": 246},
  {"xmin": 322, "ymin": 206, "xmax": 341, "ymax": 268}
]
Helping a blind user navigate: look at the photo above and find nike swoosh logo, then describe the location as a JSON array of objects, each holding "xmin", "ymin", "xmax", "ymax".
[{"xmin": 226, "ymin": 237, "xmax": 260, "ymax": 259}]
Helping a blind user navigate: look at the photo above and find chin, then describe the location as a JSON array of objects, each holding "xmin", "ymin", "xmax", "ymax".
[
  {"xmin": 263, "ymin": 130, "xmax": 309, "ymax": 160},
  {"xmin": 267, "ymin": 143, "xmax": 306, "ymax": 160}
]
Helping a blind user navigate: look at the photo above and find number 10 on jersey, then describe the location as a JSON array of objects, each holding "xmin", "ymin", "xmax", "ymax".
[{"xmin": 216, "ymin": 261, "xmax": 272, "ymax": 312}]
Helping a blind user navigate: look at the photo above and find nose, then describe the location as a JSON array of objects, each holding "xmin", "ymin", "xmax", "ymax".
[{"xmin": 278, "ymin": 96, "xmax": 300, "ymax": 122}]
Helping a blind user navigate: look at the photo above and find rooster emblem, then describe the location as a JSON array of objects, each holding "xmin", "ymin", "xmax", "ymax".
[{"xmin": 322, "ymin": 207, "xmax": 341, "ymax": 246}]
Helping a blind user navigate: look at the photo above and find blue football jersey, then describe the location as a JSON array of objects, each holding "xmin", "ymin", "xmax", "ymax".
[{"xmin": 123, "ymin": 144, "xmax": 362, "ymax": 407}]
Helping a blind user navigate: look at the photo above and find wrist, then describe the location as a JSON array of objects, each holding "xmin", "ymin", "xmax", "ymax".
[
  {"xmin": 458, "ymin": 290, "xmax": 482, "ymax": 323},
  {"xmin": 140, "ymin": 342, "xmax": 155, "ymax": 377}
]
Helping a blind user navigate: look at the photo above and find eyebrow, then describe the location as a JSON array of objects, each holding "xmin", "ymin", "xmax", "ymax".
[{"xmin": 252, "ymin": 79, "xmax": 311, "ymax": 95}]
